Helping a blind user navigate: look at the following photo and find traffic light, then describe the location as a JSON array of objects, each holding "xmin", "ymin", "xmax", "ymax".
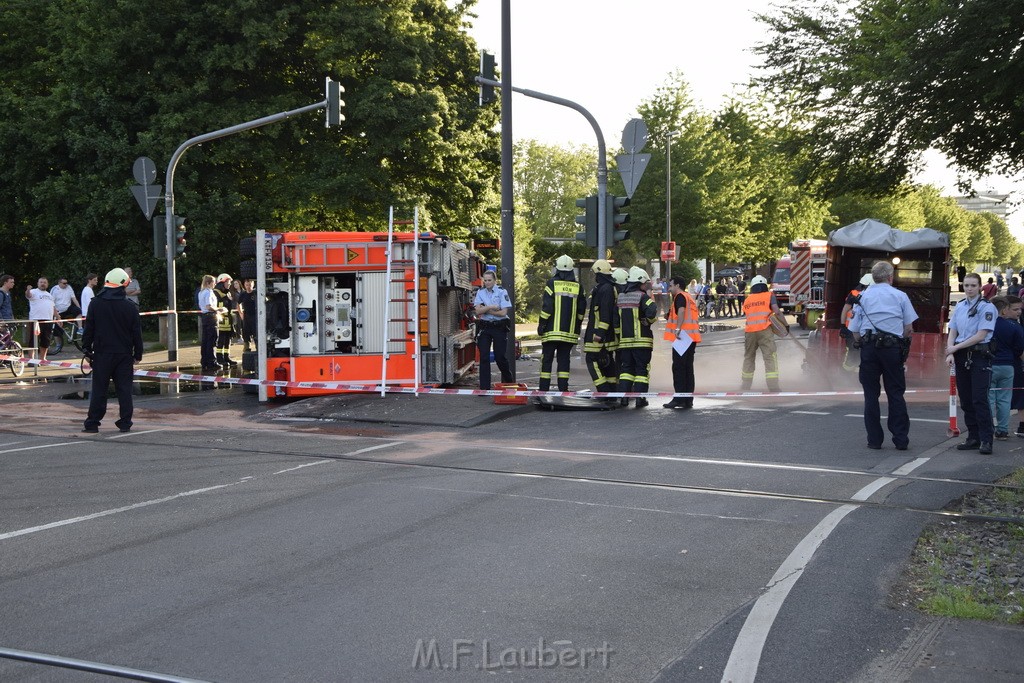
[
  {"xmin": 606, "ymin": 195, "xmax": 631, "ymax": 246},
  {"xmin": 574, "ymin": 195, "xmax": 599, "ymax": 247},
  {"xmin": 173, "ymin": 215, "xmax": 187, "ymax": 257},
  {"xmin": 325, "ymin": 77, "xmax": 345, "ymax": 127},
  {"xmin": 479, "ymin": 51, "xmax": 496, "ymax": 105},
  {"xmin": 152, "ymin": 216, "xmax": 167, "ymax": 260}
]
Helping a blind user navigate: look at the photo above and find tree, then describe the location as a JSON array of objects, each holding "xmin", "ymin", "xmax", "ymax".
[
  {"xmin": 514, "ymin": 140, "xmax": 597, "ymax": 238},
  {"xmin": 980, "ymin": 212, "xmax": 1020, "ymax": 268},
  {"xmin": 755, "ymin": 0, "xmax": 1024, "ymax": 193},
  {"xmin": 961, "ymin": 213, "xmax": 995, "ymax": 267},
  {"xmin": 916, "ymin": 186, "xmax": 972, "ymax": 262},
  {"xmin": 826, "ymin": 191, "xmax": 926, "ymax": 233},
  {"xmin": 0, "ymin": 0, "xmax": 498, "ymax": 311}
]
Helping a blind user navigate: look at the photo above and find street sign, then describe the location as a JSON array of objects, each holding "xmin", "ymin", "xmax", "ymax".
[
  {"xmin": 621, "ymin": 118, "xmax": 649, "ymax": 154},
  {"xmin": 475, "ymin": 239, "xmax": 500, "ymax": 250},
  {"xmin": 131, "ymin": 156, "xmax": 162, "ymax": 220},
  {"xmin": 661, "ymin": 241, "xmax": 678, "ymax": 261},
  {"xmin": 616, "ymin": 152, "xmax": 650, "ymax": 199}
]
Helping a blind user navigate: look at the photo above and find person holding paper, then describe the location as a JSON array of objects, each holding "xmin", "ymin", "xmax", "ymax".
[
  {"xmin": 664, "ymin": 276, "xmax": 701, "ymax": 410},
  {"xmin": 741, "ymin": 275, "xmax": 782, "ymax": 392}
]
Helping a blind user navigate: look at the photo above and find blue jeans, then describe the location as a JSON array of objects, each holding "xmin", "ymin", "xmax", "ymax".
[{"xmin": 988, "ymin": 364, "xmax": 1015, "ymax": 433}]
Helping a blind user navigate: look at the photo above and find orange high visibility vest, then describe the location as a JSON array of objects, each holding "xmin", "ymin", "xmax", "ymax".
[
  {"xmin": 664, "ymin": 292, "xmax": 702, "ymax": 343},
  {"xmin": 744, "ymin": 291, "xmax": 773, "ymax": 332},
  {"xmin": 844, "ymin": 288, "xmax": 859, "ymax": 328}
]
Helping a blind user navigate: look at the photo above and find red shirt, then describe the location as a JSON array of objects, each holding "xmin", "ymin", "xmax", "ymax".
[{"xmin": 982, "ymin": 283, "xmax": 998, "ymax": 299}]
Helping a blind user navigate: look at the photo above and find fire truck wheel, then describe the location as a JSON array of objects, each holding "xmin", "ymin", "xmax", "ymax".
[
  {"xmin": 239, "ymin": 259, "xmax": 257, "ymax": 280},
  {"xmin": 239, "ymin": 237, "xmax": 257, "ymax": 258},
  {"xmin": 241, "ymin": 351, "xmax": 257, "ymax": 371}
]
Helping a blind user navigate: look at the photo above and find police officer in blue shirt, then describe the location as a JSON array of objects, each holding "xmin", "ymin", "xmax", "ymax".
[
  {"xmin": 850, "ymin": 261, "xmax": 919, "ymax": 451},
  {"xmin": 473, "ymin": 269, "xmax": 513, "ymax": 390},
  {"xmin": 946, "ymin": 272, "xmax": 998, "ymax": 454}
]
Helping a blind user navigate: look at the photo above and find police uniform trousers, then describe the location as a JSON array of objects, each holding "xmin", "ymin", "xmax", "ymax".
[
  {"xmin": 741, "ymin": 328, "xmax": 780, "ymax": 391},
  {"xmin": 671, "ymin": 343, "xmax": 695, "ymax": 407},
  {"xmin": 200, "ymin": 313, "xmax": 218, "ymax": 368},
  {"xmin": 954, "ymin": 349, "xmax": 994, "ymax": 442},
  {"xmin": 586, "ymin": 345, "xmax": 618, "ymax": 391},
  {"xmin": 539, "ymin": 340, "xmax": 573, "ymax": 392},
  {"xmin": 84, "ymin": 353, "xmax": 135, "ymax": 431},
  {"xmin": 619, "ymin": 347, "xmax": 652, "ymax": 400},
  {"xmin": 476, "ymin": 321, "xmax": 512, "ymax": 390},
  {"xmin": 859, "ymin": 341, "xmax": 909, "ymax": 448}
]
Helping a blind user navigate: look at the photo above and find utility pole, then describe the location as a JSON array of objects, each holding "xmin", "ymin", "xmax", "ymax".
[
  {"xmin": 499, "ymin": 0, "xmax": 516, "ymax": 379},
  {"xmin": 665, "ymin": 131, "xmax": 674, "ymax": 279}
]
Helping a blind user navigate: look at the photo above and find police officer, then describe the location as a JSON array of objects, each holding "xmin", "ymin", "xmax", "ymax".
[
  {"xmin": 616, "ymin": 267, "xmax": 657, "ymax": 408},
  {"xmin": 213, "ymin": 274, "xmax": 238, "ymax": 367},
  {"xmin": 947, "ymin": 272, "xmax": 998, "ymax": 454},
  {"xmin": 81, "ymin": 268, "xmax": 144, "ymax": 433},
  {"xmin": 474, "ymin": 269, "xmax": 513, "ymax": 390},
  {"xmin": 537, "ymin": 255, "xmax": 585, "ymax": 393},
  {"xmin": 849, "ymin": 261, "xmax": 918, "ymax": 450},
  {"xmin": 583, "ymin": 259, "xmax": 619, "ymax": 402}
]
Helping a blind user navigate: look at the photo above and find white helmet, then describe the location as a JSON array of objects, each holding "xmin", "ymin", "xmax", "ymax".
[
  {"xmin": 627, "ymin": 266, "xmax": 650, "ymax": 283},
  {"xmin": 611, "ymin": 268, "xmax": 629, "ymax": 285},
  {"xmin": 591, "ymin": 259, "xmax": 612, "ymax": 274},
  {"xmin": 860, "ymin": 273, "xmax": 873, "ymax": 287},
  {"xmin": 216, "ymin": 273, "xmax": 232, "ymax": 284},
  {"xmin": 750, "ymin": 275, "xmax": 768, "ymax": 287},
  {"xmin": 104, "ymin": 268, "xmax": 131, "ymax": 288},
  {"xmin": 555, "ymin": 254, "xmax": 574, "ymax": 271}
]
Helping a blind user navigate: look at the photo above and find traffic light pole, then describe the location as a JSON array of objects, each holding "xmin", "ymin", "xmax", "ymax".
[
  {"xmin": 475, "ymin": 77, "xmax": 608, "ymax": 258},
  {"xmin": 162, "ymin": 98, "xmax": 329, "ymax": 361}
]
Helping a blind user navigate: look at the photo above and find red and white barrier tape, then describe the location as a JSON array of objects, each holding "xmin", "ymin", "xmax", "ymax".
[
  {"xmin": 948, "ymin": 364, "xmax": 961, "ymax": 436},
  {"xmin": 0, "ymin": 354, "xmax": 957, "ymax": 399}
]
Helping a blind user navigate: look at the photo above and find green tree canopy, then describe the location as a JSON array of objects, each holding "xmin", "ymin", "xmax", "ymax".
[
  {"xmin": 0, "ymin": 0, "xmax": 498, "ymax": 310},
  {"xmin": 755, "ymin": 0, "xmax": 1024, "ymax": 193}
]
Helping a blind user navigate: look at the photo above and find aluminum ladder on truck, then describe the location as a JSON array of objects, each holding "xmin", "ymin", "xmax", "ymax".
[{"xmin": 380, "ymin": 206, "xmax": 421, "ymax": 396}]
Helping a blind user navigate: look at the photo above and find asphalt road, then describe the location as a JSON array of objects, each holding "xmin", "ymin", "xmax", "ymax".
[{"xmin": 1, "ymin": 351, "xmax": 1022, "ymax": 682}]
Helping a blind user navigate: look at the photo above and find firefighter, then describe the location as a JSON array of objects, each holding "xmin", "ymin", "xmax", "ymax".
[
  {"xmin": 213, "ymin": 273, "xmax": 238, "ymax": 367},
  {"xmin": 616, "ymin": 267, "xmax": 658, "ymax": 408},
  {"xmin": 741, "ymin": 275, "xmax": 782, "ymax": 392},
  {"xmin": 583, "ymin": 259, "xmax": 619, "ymax": 402},
  {"xmin": 537, "ymin": 255, "xmax": 585, "ymax": 393},
  {"xmin": 840, "ymin": 273, "xmax": 874, "ymax": 371},
  {"xmin": 664, "ymin": 275, "xmax": 702, "ymax": 409}
]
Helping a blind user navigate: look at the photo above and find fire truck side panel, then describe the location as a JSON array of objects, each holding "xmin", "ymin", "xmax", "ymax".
[{"xmin": 253, "ymin": 231, "xmax": 478, "ymax": 400}]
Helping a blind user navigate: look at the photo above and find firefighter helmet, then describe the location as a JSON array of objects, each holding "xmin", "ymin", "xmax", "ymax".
[
  {"xmin": 555, "ymin": 255, "xmax": 574, "ymax": 271},
  {"xmin": 104, "ymin": 268, "xmax": 131, "ymax": 288},
  {"xmin": 750, "ymin": 275, "xmax": 768, "ymax": 287},
  {"xmin": 216, "ymin": 273, "xmax": 232, "ymax": 284},
  {"xmin": 611, "ymin": 268, "xmax": 629, "ymax": 285},
  {"xmin": 627, "ymin": 266, "xmax": 650, "ymax": 283},
  {"xmin": 591, "ymin": 259, "xmax": 612, "ymax": 274},
  {"xmin": 860, "ymin": 273, "xmax": 873, "ymax": 287}
]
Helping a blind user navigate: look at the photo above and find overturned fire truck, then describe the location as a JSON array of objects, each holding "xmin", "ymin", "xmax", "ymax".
[{"xmin": 240, "ymin": 222, "xmax": 482, "ymax": 401}]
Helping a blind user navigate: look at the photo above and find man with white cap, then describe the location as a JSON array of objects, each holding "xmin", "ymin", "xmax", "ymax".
[{"xmin": 81, "ymin": 268, "xmax": 144, "ymax": 433}]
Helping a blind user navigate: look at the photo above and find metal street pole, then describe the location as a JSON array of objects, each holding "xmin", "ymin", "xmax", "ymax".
[
  {"xmin": 665, "ymin": 131, "xmax": 673, "ymax": 280},
  {"xmin": 499, "ymin": 0, "xmax": 516, "ymax": 379}
]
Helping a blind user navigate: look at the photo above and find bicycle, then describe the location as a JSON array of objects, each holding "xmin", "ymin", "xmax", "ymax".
[
  {"xmin": 48, "ymin": 318, "xmax": 84, "ymax": 356},
  {"xmin": 0, "ymin": 324, "xmax": 26, "ymax": 377}
]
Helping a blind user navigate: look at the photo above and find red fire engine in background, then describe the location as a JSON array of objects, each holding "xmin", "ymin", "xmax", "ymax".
[
  {"xmin": 772, "ymin": 239, "xmax": 828, "ymax": 329},
  {"xmin": 240, "ymin": 220, "xmax": 483, "ymax": 401}
]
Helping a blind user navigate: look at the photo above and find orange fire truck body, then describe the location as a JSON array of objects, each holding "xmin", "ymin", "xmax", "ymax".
[{"xmin": 246, "ymin": 229, "xmax": 481, "ymax": 400}]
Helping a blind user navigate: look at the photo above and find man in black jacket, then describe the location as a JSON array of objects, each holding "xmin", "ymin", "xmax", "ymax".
[{"xmin": 82, "ymin": 268, "xmax": 144, "ymax": 433}]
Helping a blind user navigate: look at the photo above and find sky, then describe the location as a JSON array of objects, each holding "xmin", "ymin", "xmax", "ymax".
[{"xmin": 464, "ymin": 0, "xmax": 1021, "ymax": 236}]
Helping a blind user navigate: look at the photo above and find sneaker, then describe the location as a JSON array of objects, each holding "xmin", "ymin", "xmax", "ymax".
[
  {"xmin": 1016, "ymin": 422, "xmax": 1024, "ymax": 437},
  {"xmin": 995, "ymin": 431, "xmax": 1009, "ymax": 440}
]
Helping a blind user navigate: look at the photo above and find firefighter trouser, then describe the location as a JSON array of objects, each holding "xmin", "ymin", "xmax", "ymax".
[
  {"xmin": 741, "ymin": 328, "xmax": 780, "ymax": 390},
  {"xmin": 216, "ymin": 329, "xmax": 234, "ymax": 361},
  {"xmin": 618, "ymin": 347, "xmax": 652, "ymax": 400},
  {"xmin": 539, "ymin": 340, "xmax": 574, "ymax": 391},
  {"xmin": 585, "ymin": 345, "xmax": 618, "ymax": 390}
]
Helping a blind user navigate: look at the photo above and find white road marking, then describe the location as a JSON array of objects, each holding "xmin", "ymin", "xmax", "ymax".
[
  {"xmin": 274, "ymin": 460, "xmax": 332, "ymax": 475},
  {"xmin": 0, "ymin": 442, "xmax": 79, "ymax": 455},
  {"xmin": 791, "ymin": 411, "xmax": 830, "ymax": 415},
  {"xmin": 731, "ymin": 407, "xmax": 776, "ymax": 412},
  {"xmin": 0, "ymin": 480, "xmax": 248, "ymax": 542},
  {"xmin": 348, "ymin": 442, "xmax": 403, "ymax": 455},
  {"xmin": 844, "ymin": 413, "xmax": 948, "ymax": 424},
  {"xmin": 720, "ymin": 454, "xmax": 932, "ymax": 682},
  {"xmin": 107, "ymin": 429, "xmax": 167, "ymax": 439}
]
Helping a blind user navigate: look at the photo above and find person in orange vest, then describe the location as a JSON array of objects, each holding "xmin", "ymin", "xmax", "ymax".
[
  {"xmin": 663, "ymin": 276, "xmax": 701, "ymax": 409},
  {"xmin": 840, "ymin": 273, "xmax": 873, "ymax": 371},
  {"xmin": 741, "ymin": 275, "xmax": 782, "ymax": 392}
]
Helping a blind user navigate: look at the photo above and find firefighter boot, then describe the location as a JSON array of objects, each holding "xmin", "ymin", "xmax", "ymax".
[{"xmin": 618, "ymin": 379, "xmax": 632, "ymax": 407}]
